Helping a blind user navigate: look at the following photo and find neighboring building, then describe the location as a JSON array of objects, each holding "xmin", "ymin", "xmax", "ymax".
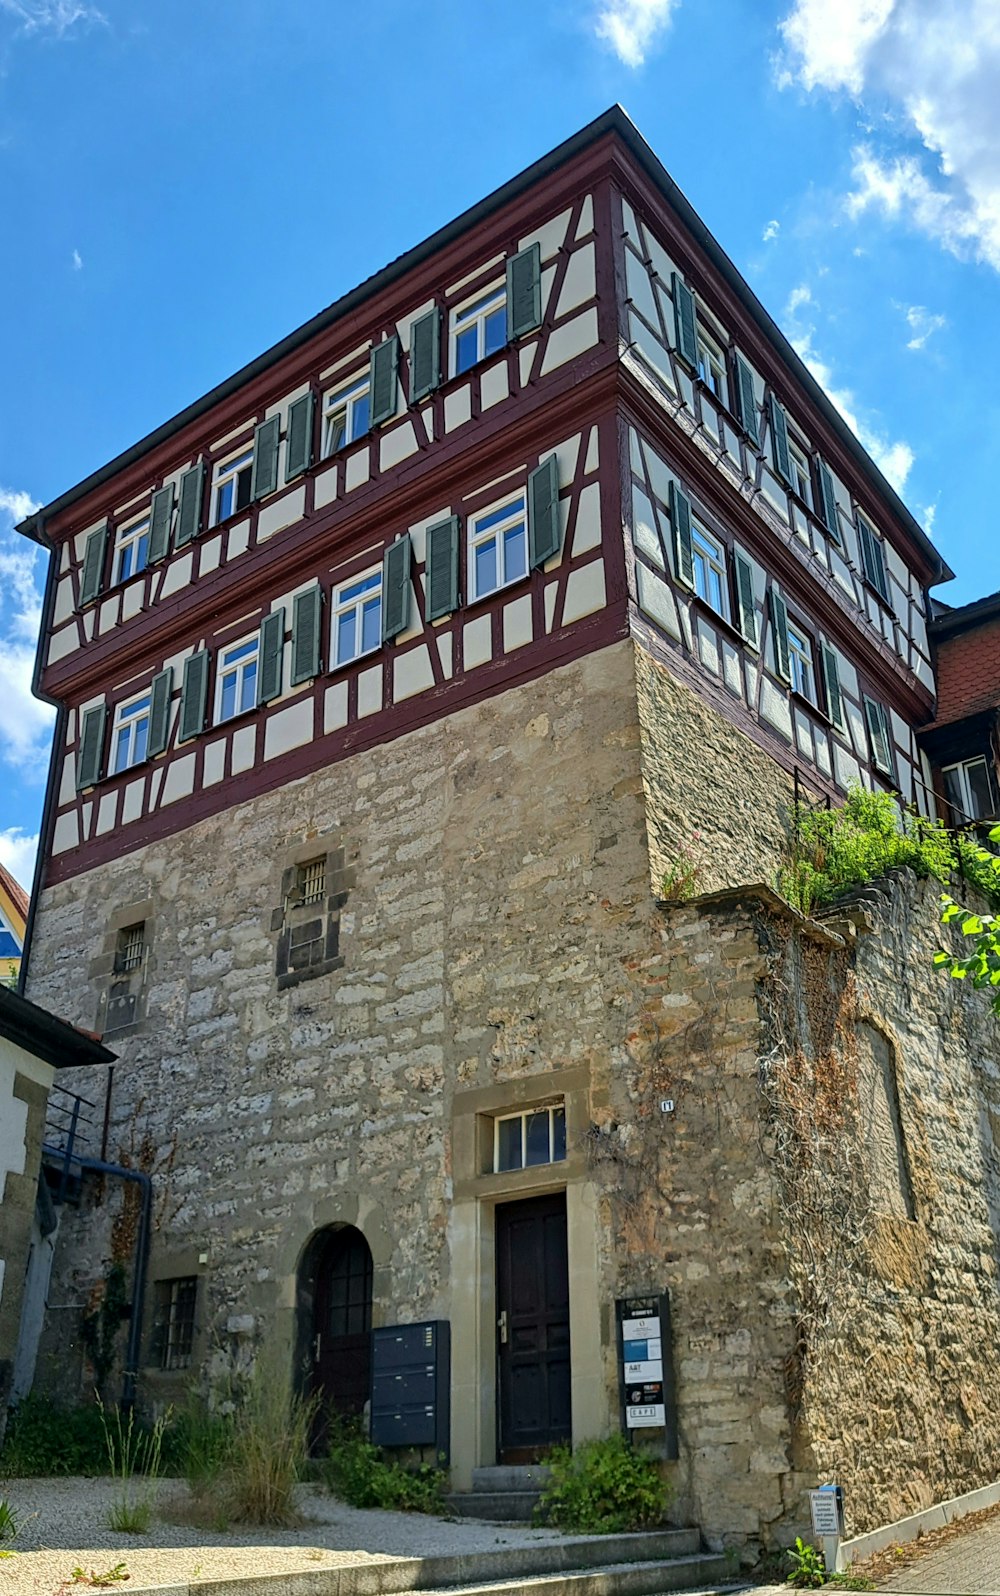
[
  {"xmin": 0, "ymin": 985, "xmax": 113, "ymax": 1438},
  {"xmin": 0, "ymin": 865, "xmax": 27, "ymax": 989},
  {"xmin": 16, "ymin": 108, "xmax": 1000, "ymax": 1550},
  {"xmin": 921, "ymin": 591, "xmax": 1000, "ymax": 826}
]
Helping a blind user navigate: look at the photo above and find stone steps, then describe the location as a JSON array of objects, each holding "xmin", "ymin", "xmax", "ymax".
[{"xmin": 409, "ymin": 1556, "xmax": 733, "ymax": 1596}]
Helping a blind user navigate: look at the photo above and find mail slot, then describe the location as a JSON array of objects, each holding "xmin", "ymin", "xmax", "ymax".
[{"xmin": 369, "ymin": 1319, "xmax": 450, "ymax": 1462}]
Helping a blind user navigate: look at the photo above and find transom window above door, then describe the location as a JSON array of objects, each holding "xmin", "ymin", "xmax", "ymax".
[
  {"xmin": 333, "ymin": 569, "xmax": 382, "ymax": 667},
  {"xmin": 212, "ymin": 448, "xmax": 254, "ymax": 526},
  {"xmin": 114, "ymin": 516, "xmax": 150, "ymax": 584},
  {"xmin": 451, "ymin": 287, "xmax": 507, "ymax": 376},
  {"xmin": 323, "ymin": 376, "xmax": 370, "ymax": 455},
  {"xmin": 494, "ymin": 1103, "xmax": 566, "ymax": 1172},
  {"xmin": 469, "ymin": 494, "xmax": 527, "ymax": 602},
  {"xmin": 216, "ymin": 635, "xmax": 259, "ymax": 722}
]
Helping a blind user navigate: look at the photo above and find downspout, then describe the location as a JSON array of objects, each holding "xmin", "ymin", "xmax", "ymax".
[
  {"xmin": 77, "ymin": 1158, "xmax": 152, "ymax": 1411},
  {"xmin": 17, "ymin": 510, "xmax": 65, "ymax": 997}
]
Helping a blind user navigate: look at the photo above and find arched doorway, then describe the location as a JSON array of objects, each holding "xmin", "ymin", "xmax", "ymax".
[{"xmin": 298, "ymin": 1225, "xmax": 373, "ymax": 1448}]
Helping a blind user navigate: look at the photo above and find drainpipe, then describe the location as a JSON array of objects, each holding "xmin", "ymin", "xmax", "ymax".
[{"xmin": 77, "ymin": 1158, "xmax": 152, "ymax": 1410}]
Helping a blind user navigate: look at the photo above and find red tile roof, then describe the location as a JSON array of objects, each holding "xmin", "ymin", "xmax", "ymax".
[{"xmin": 0, "ymin": 863, "xmax": 29, "ymax": 923}]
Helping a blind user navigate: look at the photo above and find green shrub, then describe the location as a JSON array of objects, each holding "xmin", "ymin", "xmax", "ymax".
[
  {"xmin": 779, "ymin": 787, "xmax": 957, "ymax": 916},
  {"xmin": 164, "ymin": 1393, "xmax": 233, "ymax": 1496},
  {"xmin": 0, "ymin": 1498, "xmax": 18, "ymax": 1543},
  {"xmin": 534, "ymin": 1433, "xmax": 670, "ymax": 1534},
  {"xmin": 323, "ymin": 1417, "xmax": 446, "ymax": 1513},
  {"xmin": 102, "ymin": 1400, "xmax": 169, "ymax": 1533},
  {"xmin": 222, "ymin": 1359, "xmax": 316, "ymax": 1526},
  {"xmin": 786, "ymin": 1537, "xmax": 826, "ymax": 1588},
  {"xmin": 1, "ymin": 1394, "xmax": 110, "ymax": 1476}
]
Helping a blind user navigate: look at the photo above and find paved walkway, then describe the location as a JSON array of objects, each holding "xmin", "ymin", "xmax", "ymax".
[{"xmin": 878, "ymin": 1516, "xmax": 1000, "ymax": 1593}]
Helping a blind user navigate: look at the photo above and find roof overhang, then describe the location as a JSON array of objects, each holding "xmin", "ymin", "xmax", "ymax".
[{"xmin": 0, "ymin": 984, "xmax": 116, "ymax": 1070}]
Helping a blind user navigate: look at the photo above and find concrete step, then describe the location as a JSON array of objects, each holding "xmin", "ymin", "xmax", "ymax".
[
  {"xmin": 415, "ymin": 1529, "xmax": 705, "ymax": 1576},
  {"xmin": 471, "ymin": 1464, "xmax": 552, "ymax": 1492},
  {"xmin": 408, "ymin": 1553, "xmax": 733, "ymax": 1596},
  {"xmin": 447, "ymin": 1489, "xmax": 541, "ymax": 1521}
]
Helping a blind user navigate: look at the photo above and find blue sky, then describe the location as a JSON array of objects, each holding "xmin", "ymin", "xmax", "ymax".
[{"xmin": 2, "ymin": 0, "xmax": 999, "ymax": 885}]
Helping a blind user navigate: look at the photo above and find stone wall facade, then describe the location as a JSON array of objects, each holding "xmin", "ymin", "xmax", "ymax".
[{"xmin": 0, "ymin": 1038, "xmax": 54, "ymax": 1437}]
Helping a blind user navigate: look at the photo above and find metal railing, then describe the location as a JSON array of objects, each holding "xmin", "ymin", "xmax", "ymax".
[{"xmin": 42, "ymin": 1081, "xmax": 98, "ymax": 1204}]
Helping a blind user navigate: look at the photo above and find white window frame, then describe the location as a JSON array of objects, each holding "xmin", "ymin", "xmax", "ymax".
[
  {"xmin": 322, "ymin": 375, "xmax": 371, "ymax": 457},
  {"xmin": 468, "ymin": 493, "xmax": 529, "ymax": 604},
  {"xmin": 696, "ymin": 330, "xmax": 728, "ymax": 407},
  {"xmin": 788, "ymin": 438, "xmax": 813, "ymax": 510},
  {"xmin": 493, "ymin": 1103, "xmax": 567, "ymax": 1173},
  {"xmin": 210, "ymin": 447, "xmax": 254, "ymax": 528},
  {"xmin": 111, "ymin": 692, "xmax": 151, "ymax": 775},
  {"xmin": 215, "ymin": 633, "xmax": 260, "ymax": 724},
  {"xmin": 450, "ymin": 284, "xmax": 507, "ymax": 377},
  {"xmin": 691, "ymin": 523, "xmax": 730, "ymax": 621},
  {"xmin": 942, "ymin": 757, "xmax": 995, "ymax": 823},
  {"xmin": 113, "ymin": 516, "xmax": 150, "ymax": 585},
  {"xmin": 787, "ymin": 618, "xmax": 816, "ymax": 703},
  {"xmin": 332, "ymin": 567, "xmax": 383, "ymax": 669}
]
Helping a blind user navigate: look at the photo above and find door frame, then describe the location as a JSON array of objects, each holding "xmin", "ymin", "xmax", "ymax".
[{"xmin": 495, "ymin": 1190, "xmax": 572, "ymax": 1462}]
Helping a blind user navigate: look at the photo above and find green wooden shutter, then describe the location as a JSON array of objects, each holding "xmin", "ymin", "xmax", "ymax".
[
  {"xmin": 176, "ymin": 461, "xmax": 205, "ymax": 547},
  {"xmin": 425, "ymin": 515, "xmax": 460, "ymax": 621},
  {"xmin": 291, "ymin": 589, "xmax": 322, "ymax": 685},
  {"xmin": 769, "ymin": 395, "xmax": 792, "ymax": 483},
  {"xmin": 79, "ymin": 524, "xmax": 109, "ymax": 606},
  {"xmin": 734, "ymin": 551, "xmax": 758, "ymax": 646},
  {"xmin": 285, "ymin": 393, "xmax": 314, "ymax": 482},
  {"xmin": 409, "ymin": 308, "xmax": 441, "ymax": 403},
  {"xmin": 76, "ymin": 704, "xmax": 107, "ymax": 789},
  {"xmin": 736, "ymin": 357, "xmax": 759, "ymax": 446},
  {"xmin": 864, "ymin": 695, "xmax": 894, "ymax": 775},
  {"xmin": 818, "ymin": 461, "xmax": 840, "ymax": 542},
  {"xmin": 147, "ymin": 486, "xmax": 175, "ymax": 564},
  {"xmin": 370, "ymin": 336, "xmax": 400, "ymax": 427},
  {"xmin": 147, "ymin": 668, "xmax": 174, "ymax": 757},
  {"xmin": 258, "ymin": 608, "xmax": 285, "ymax": 703},
  {"xmin": 528, "ymin": 456, "xmax": 561, "ymax": 568},
  {"xmin": 507, "ymin": 243, "xmax": 542, "ymax": 340},
  {"xmin": 858, "ymin": 517, "xmax": 890, "ymax": 601},
  {"xmin": 179, "ymin": 650, "xmax": 209, "ymax": 742},
  {"xmin": 770, "ymin": 590, "xmax": 791, "ymax": 682},
  {"xmin": 820, "ymin": 644, "xmax": 843, "ymax": 730},
  {"xmin": 381, "ymin": 535, "xmax": 412, "ymax": 641},
  {"xmin": 251, "ymin": 415, "xmax": 281, "ymax": 500},
  {"xmin": 668, "ymin": 481, "xmax": 694, "ymax": 589},
  {"xmin": 672, "ymin": 273, "xmax": 698, "ymax": 368}
]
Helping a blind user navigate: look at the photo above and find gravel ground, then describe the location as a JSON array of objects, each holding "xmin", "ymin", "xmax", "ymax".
[{"xmin": 0, "ymin": 1475, "xmax": 567, "ymax": 1594}]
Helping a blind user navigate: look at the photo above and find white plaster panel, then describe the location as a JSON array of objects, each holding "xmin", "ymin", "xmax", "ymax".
[
  {"xmin": 47, "ymin": 625, "xmax": 78, "ymax": 666},
  {"xmin": 394, "ymin": 298, "xmax": 435, "ymax": 351},
  {"xmin": 320, "ymin": 342, "xmax": 370, "ymax": 384},
  {"xmin": 556, "ymin": 243, "xmax": 596, "ymax": 320},
  {"xmin": 890, "ymin": 710, "xmax": 912, "ymax": 754},
  {"xmin": 697, "ymin": 618, "xmax": 721, "ymax": 677},
  {"xmin": 759, "ymin": 678, "xmax": 793, "ymax": 740},
  {"xmin": 645, "ymin": 231, "xmax": 682, "ymax": 293},
  {"xmin": 916, "ymin": 655, "xmax": 935, "ymax": 693},
  {"xmin": 675, "ymin": 365, "xmax": 695, "ymax": 415},
  {"xmin": 635, "ymin": 565, "xmax": 680, "ymax": 640},
  {"xmin": 503, "ymin": 595, "xmax": 533, "ymax": 653},
  {"xmin": 81, "ymin": 610, "xmax": 94, "ymax": 643},
  {"xmin": 845, "ymin": 702, "xmax": 868, "ymax": 761},
  {"xmin": 519, "ymin": 206, "xmax": 572, "ymax": 262},
  {"xmin": 95, "ymin": 791, "xmax": 118, "ymax": 836},
  {"xmin": 834, "ymin": 650, "xmax": 859, "ymax": 699},
  {"xmin": 745, "ymin": 663, "xmax": 759, "ymax": 704},
  {"xmin": 380, "ymin": 421, "xmax": 417, "ymax": 472},
  {"xmin": 257, "ymin": 486, "xmax": 305, "ymax": 543},
  {"xmin": 540, "ymin": 309, "xmax": 599, "ymax": 376},
  {"xmin": 231, "ymin": 726, "xmax": 256, "ymax": 774},
  {"xmin": 678, "ymin": 597, "xmax": 693, "ymax": 652},
  {"xmin": 121, "ymin": 583, "xmax": 144, "ymax": 622},
  {"xmin": 60, "ymin": 543, "xmax": 71, "ymax": 575},
  {"xmin": 436, "ymin": 633, "xmax": 453, "ymax": 679},
  {"xmin": 910, "ymin": 606, "xmax": 929, "ymax": 656},
  {"xmin": 724, "ymin": 423, "xmax": 743, "ymax": 470},
  {"xmin": 830, "ymin": 551, "xmax": 856, "ymax": 600},
  {"xmin": 722, "ymin": 641, "xmax": 743, "ymax": 698},
  {"xmin": 834, "ymin": 744, "xmax": 862, "ymax": 790},
  {"xmin": 407, "ymin": 508, "xmax": 449, "ymax": 568},
  {"xmin": 202, "ymin": 739, "xmax": 226, "ymax": 787},
  {"xmin": 897, "ymin": 760, "xmax": 914, "ymax": 804},
  {"xmin": 421, "ymin": 406, "xmax": 434, "ymax": 443},
  {"xmin": 122, "ymin": 777, "xmax": 145, "ymax": 824},
  {"xmin": 98, "ymin": 595, "xmax": 119, "ymax": 636},
  {"xmin": 199, "ymin": 536, "xmax": 222, "ymax": 576},
  {"xmin": 815, "ymin": 731, "xmax": 832, "ymax": 778},
  {"xmin": 889, "ymin": 580, "xmax": 908, "ymax": 626},
  {"xmin": 572, "ymin": 483, "xmax": 602, "ymax": 557},
  {"xmin": 551, "ymin": 433, "xmax": 581, "ymax": 490},
  {"xmin": 394, "ymin": 584, "xmax": 423, "ymax": 647},
  {"xmin": 642, "ymin": 443, "xmax": 676, "ymax": 513},
  {"xmin": 759, "ymin": 470, "xmax": 789, "ymax": 520},
  {"xmin": 52, "ymin": 809, "xmax": 79, "ymax": 853},
  {"xmin": 585, "ymin": 427, "xmax": 599, "ymax": 475},
  {"xmin": 53, "ymin": 578, "xmax": 75, "ymax": 627},
  {"xmin": 540, "ymin": 263, "xmax": 557, "ymax": 320},
  {"xmin": 314, "ymin": 463, "xmax": 339, "ymax": 509},
  {"xmin": 480, "ymin": 362, "xmax": 509, "ymax": 411},
  {"xmin": 446, "ymin": 254, "xmax": 504, "ymax": 298},
  {"xmin": 463, "ymin": 615, "xmax": 492, "ymax": 670},
  {"xmin": 357, "ymin": 665, "xmax": 383, "ymax": 718},
  {"xmin": 161, "ymin": 752, "xmax": 196, "ymax": 805},
  {"xmin": 885, "ymin": 543, "xmax": 908, "ymax": 587},
  {"xmin": 74, "ymin": 520, "xmax": 104, "ymax": 563},
  {"xmin": 346, "ymin": 449, "xmax": 371, "ymax": 493},
  {"xmin": 561, "ymin": 559, "xmax": 606, "ymax": 627},
  {"xmin": 576, "ymin": 195, "xmax": 594, "ymax": 239},
  {"xmin": 0, "ymin": 1052, "xmax": 30, "ymax": 1199},
  {"xmin": 519, "ymin": 342, "xmax": 537, "ymax": 386},
  {"xmin": 393, "ymin": 645, "xmax": 435, "ymax": 703},
  {"xmin": 226, "ymin": 520, "xmax": 251, "ymax": 560},
  {"xmin": 211, "ymin": 421, "xmax": 252, "ymax": 453},
  {"xmin": 324, "ymin": 681, "xmax": 349, "ymax": 733},
  {"xmin": 264, "ymin": 699, "xmax": 314, "ymax": 761},
  {"xmin": 57, "ymin": 756, "xmax": 76, "ymax": 807},
  {"xmin": 444, "ymin": 386, "xmax": 472, "ymax": 433},
  {"xmin": 161, "ymin": 552, "xmax": 194, "ymax": 598},
  {"xmin": 700, "ymin": 401, "xmax": 721, "ymax": 446},
  {"xmin": 794, "ymin": 709, "xmax": 814, "ymax": 763},
  {"xmin": 626, "ymin": 251, "xmax": 659, "ymax": 329},
  {"xmin": 265, "ymin": 381, "xmax": 309, "ymax": 424},
  {"xmin": 148, "ymin": 768, "xmax": 164, "ymax": 808},
  {"xmin": 621, "ymin": 198, "xmax": 640, "ymax": 247}
]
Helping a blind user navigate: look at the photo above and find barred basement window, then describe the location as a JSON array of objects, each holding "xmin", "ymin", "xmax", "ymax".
[
  {"xmin": 298, "ymin": 858, "xmax": 326, "ymax": 907},
  {"xmin": 152, "ymin": 1276, "xmax": 197, "ymax": 1370},
  {"xmin": 115, "ymin": 923, "xmax": 145, "ymax": 974},
  {"xmin": 494, "ymin": 1104, "xmax": 566, "ymax": 1172}
]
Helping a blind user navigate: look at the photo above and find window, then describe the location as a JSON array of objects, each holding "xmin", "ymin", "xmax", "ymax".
[
  {"xmin": 113, "ymin": 517, "xmax": 150, "ymax": 584},
  {"xmin": 115, "ymin": 922, "xmax": 145, "ymax": 974},
  {"xmin": 857, "ymin": 514, "xmax": 891, "ymax": 603},
  {"xmin": 494, "ymin": 1104, "xmax": 566, "ymax": 1173},
  {"xmin": 216, "ymin": 635, "xmax": 259, "ymax": 722},
  {"xmin": 211, "ymin": 448, "xmax": 254, "ymax": 526},
  {"xmin": 111, "ymin": 693, "xmax": 151, "ymax": 775},
  {"xmin": 788, "ymin": 440, "xmax": 813, "ymax": 509},
  {"xmin": 787, "ymin": 619, "xmax": 816, "ymax": 703},
  {"xmin": 697, "ymin": 332, "xmax": 728, "ymax": 406},
  {"xmin": 451, "ymin": 286, "xmax": 507, "ymax": 376},
  {"xmin": 333, "ymin": 569, "xmax": 382, "ymax": 667},
  {"xmin": 469, "ymin": 494, "xmax": 527, "ymax": 602},
  {"xmin": 323, "ymin": 376, "xmax": 370, "ymax": 455},
  {"xmin": 942, "ymin": 757, "xmax": 996, "ymax": 823},
  {"xmin": 152, "ymin": 1276, "xmax": 197, "ymax": 1371},
  {"xmin": 298, "ymin": 857, "xmax": 326, "ymax": 906},
  {"xmin": 691, "ymin": 524, "xmax": 729, "ymax": 620}
]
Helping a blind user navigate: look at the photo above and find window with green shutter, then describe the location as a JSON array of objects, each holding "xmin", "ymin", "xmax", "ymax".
[
  {"xmin": 769, "ymin": 395, "xmax": 792, "ymax": 484},
  {"xmin": 820, "ymin": 644, "xmax": 843, "ymax": 730},
  {"xmin": 528, "ymin": 456, "xmax": 561, "ymax": 568},
  {"xmin": 381, "ymin": 535, "xmax": 412, "ymax": 641},
  {"xmin": 668, "ymin": 481, "xmax": 694, "ymax": 589},
  {"xmin": 251, "ymin": 415, "xmax": 281, "ymax": 500},
  {"xmin": 370, "ymin": 337, "xmax": 400, "ymax": 428},
  {"xmin": 179, "ymin": 651, "xmax": 210, "ymax": 742},
  {"xmin": 147, "ymin": 486, "xmax": 175, "ymax": 565},
  {"xmin": 176, "ymin": 461, "xmax": 205, "ymax": 546},
  {"xmin": 733, "ymin": 551, "xmax": 758, "ymax": 647},
  {"xmin": 285, "ymin": 394, "xmax": 315, "ymax": 482},
  {"xmin": 425, "ymin": 516, "xmax": 460, "ymax": 621},
  {"xmin": 147, "ymin": 668, "xmax": 174, "ymax": 758},
  {"xmin": 79, "ymin": 524, "xmax": 109, "ymax": 607},
  {"xmin": 258, "ymin": 609, "xmax": 285, "ymax": 703},
  {"xmin": 818, "ymin": 461, "xmax": 841, "ymax": 543},
  {"xmin": 409, "ymin": 308, "xmax": 441, "ymax": 403},
  {"xmin": 76, "ymin": 704, "xmax": 107, "ymax": 789},
  {"xmin": 672, "ymin": 273, "xmax": 698, "ymax": 368},
  {"xmin": 857, "ymin": 515, "xmax": 891, "ymax": 603},
  {"xmin": 770, "ymin": 590, "xmax": 792, "ymax": 683},
  {"xmin": 291, "ymin": 589, "xmax": 322, "ymax": 685},
  {"xmin": 735, "ymin": 356, "xmax": 760, "ymax": 446},
  {"xmin": 507, "ymin": 244, "xmax": 542, "ymax": 340},
  {"xmin": 864, "ymin": 695, "xmax": 895, "ymax": 776}
]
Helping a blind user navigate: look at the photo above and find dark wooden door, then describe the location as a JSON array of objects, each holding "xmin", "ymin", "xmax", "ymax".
[
  {"xmin": 496, "ymin": 1192, "xmax": 571, "ymax": 1461},
  {"xmin": 311, "ymin": 1226, "xmax": 372, "ymax": 1446}
]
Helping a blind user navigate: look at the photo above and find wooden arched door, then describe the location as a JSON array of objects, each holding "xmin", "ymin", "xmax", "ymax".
[{"xmin": 309, "ymin": 1226, "xmax": 373, "ymax": 1440}]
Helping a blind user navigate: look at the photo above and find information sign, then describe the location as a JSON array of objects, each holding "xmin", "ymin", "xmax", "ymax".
[
  {"xmin": 614, "ymin": 1292, "xmax": 678, "ymax": 1457},
  {"xmin": 809, "ymin": 1487, "xmax": 845, "ymax": 1538}
]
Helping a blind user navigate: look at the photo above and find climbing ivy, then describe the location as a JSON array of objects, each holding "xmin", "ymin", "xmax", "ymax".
[{"xmin": 935, "ymin": 823, "xmax": 1000, "ymax": 1014}]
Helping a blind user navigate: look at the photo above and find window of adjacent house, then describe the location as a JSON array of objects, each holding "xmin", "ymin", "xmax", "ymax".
[
  {"xmin": 298, "ymin": 857, "xmax": 326, "ymax": 907},
  {"xmin": 494, "ymin": 1104, "xmax": 567, "ymax": 1173},
  {"xmin": 114, "ymin": 516, "xmax": 150, "ymax": 584},
  {"xmin": 942, "ymin": 757, "xmax": 995, "ymax": 823},
  {"xmin": 788, "ymin": 439, "xmax": 813, "ymax": 509},
  {"xmin": 152, "ymin": 1276, "xmax": 197, "ymax": 1371},
  {"xmin": 111, "ymin": 692, "xmax": 151, "ymax": 775},
  {"xmin": 323, "ymin": 376, "xmax": 370, "ymax": 456},
  {"xmin": 211, "ymin": 448, "xmax": 254, "ymax": 526},
  {"xmin": 333, "ymin": 569, "xmax": 382, "ymax": 667},
  {"xmin": 787, "ymin": 618, "xmax": 816, "ymax": 703},
  {"xmin": 451, "ymin": 286, "xmax": 507, "ymax": 376},
  {"xmin": 697, "ymin": 332, "xmax": 728, "ymax": 406},
  {"xmin": 691, "ymin": 524, "xmax": 730, "ymax": 621},
  {"xmin": 469, "ymin": 494, "xmax": 527, "ymax": 602},
  {"xmin": 216, "ymin": 635, "xmax": 259, "ymax": 722},
  {"xmin": 116, "ymin": 922, "xmax": 145, "ymax": 975}
]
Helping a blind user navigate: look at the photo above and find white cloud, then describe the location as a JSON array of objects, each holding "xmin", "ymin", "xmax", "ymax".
[
  {"xmin": 902, "ymin": 303, "xmax": 946, "ymax": 350},
  {"xmin": 762, "ymin": 219, "xmax": 781, "ymax": 243},
  {"xmin": 0, "ymin": 827, "xmax": 39, "ymax": 890},
  {"xmin": 71, "ymin": 247, "xmax": 82, "ymax": 271},
  {"xmin": 0, "ymin": 0, "xmax": 104, "ymax": 35},
  {"xmin": 594, "ymin": 0, "xmax": 678, "ymax": 67},
  {"xmin": 778, "ymin": 0, "xmax": 1000, "ymax": 272},
  {"xmin": 0, "ymin": 486, "xmax": 55, "ymax": 785},
  {"xmin": 785, "ymin": 283, "xmax": 813, "ymax": 317}
]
